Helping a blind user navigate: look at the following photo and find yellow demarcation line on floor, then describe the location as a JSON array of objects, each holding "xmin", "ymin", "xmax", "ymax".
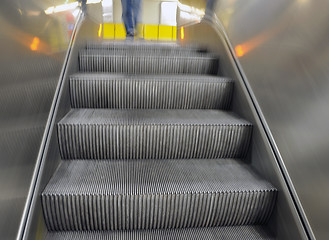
[{"xmin": 102, "ymin": 23, "xmax": 177, "ymax": 41}]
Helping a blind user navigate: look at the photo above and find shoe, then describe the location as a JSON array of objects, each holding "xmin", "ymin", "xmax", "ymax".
[{"xmin": 126, "ymin": 32, "xmax": 135, "ymax": 40}]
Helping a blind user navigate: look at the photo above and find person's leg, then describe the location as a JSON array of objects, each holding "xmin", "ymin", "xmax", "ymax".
[
  {"xmin": 205, "ymin": 0, "xmax": 217, "ymax": 19},
  {"xmin": 121, "ymin": 0, "xmax": 134, "ymax": 36},
  {"xmin": 132, "ymin": 0, "xmax": 141, "ymax": 32}
]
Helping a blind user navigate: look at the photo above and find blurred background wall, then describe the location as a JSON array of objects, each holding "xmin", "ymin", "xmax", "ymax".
[
  {"xmin": 215, "ymin": 1, "xmax": 329, "ymax": 239},
  {"xmin": 0, "ymin": 0, "xmax": 80, "ymax": 238}
]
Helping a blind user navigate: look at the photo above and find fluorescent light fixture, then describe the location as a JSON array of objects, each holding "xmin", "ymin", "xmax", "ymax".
[
  {"xmin": 87, "ymin": 0, "xmax": 102, "ymax": 4},
  {"xmin": 44, "ymin": 6, "xmax": 54, "ymax": 15},
  {"xmin": 102, "ymin": 0, "xmax": 112, "ymax": 7},
  {"xmin": 45, "ymin": 2, "xmax": 79, "ymax": 15},
  {"xmin": 177, "ymin": 2, "xmax": 204, "ymax": 16},
  {"xmin": 54, "ymin": 2, "xmax": 78, "ymax": 13},
  {"xmin": 72, "ymin": 8, "xmax": 80, "ymax": 18}
]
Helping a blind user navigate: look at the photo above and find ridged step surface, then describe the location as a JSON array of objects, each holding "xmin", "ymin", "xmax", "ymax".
[
  {"xmin": 70, "ymin": 74, "xmax": 233, "ymax": 109},
  {"xmin": 86, "ymin": 41, "xmax": 206, "ymax": 54},
  {"xmin": 58, "ymin": 109, "xmax": 252, "ymax": 159},
  {"xmin": 42, "ymin": 159, "xmax": 277, "ymax": 231},
  {"xmin": 45, "ymin": 226, "xmax": 274, "ymax": 239},
  {"xmin": 79, "ymin": 50, "xmax": 218, "ymax": 74}
]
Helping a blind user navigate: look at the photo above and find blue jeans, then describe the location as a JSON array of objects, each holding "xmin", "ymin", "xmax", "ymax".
[
  {"xmin": 121, "ymin": 0, "xmax": 141, "ymax": 36},
  {"xmin": 205, "ymin": 0, "xmax": 217, "ymax": 18}
]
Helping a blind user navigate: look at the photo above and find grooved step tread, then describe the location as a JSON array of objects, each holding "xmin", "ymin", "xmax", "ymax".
[
  {"xmin": 83, "ymin": 49, "xmax": 206, "ymax": 57},
  {"xmin": 58, "ymin": 109, "xmax": 252, "ymax": 159},
  {"xmin": 59, "ymin": 109, "xmax": 250, "ymax": 125},
  {"xmin": 80, "ymin": 49, "xmax": 215, "ymax": 58},
  {"xmin": 69, "ymin": 74, "xmax": 233, "ymax": 109},
  {"xmin": 42, "ymin": 159, "xmax": 276, "ymax": 231},
  {"xmin": 70, "ymin": 73, "xmax": 231, "ymax": 83},
  {"xmin": 86, "ymin": 42, "xmax": 206, "ymax": 54},
  {"xmin": 86, "ymin": 41, "xmax": 202, "ymax": 51},
  {"xmin": 43, "ymin": 159, "xmax": 275, "ymax": 195},
  {"xmin": 45, "ymin": 226, "xmax": 274, "ymax": 240},
  {"xmin": 79, "ymin": 50, "xmax": 219, "ymax": 74}
]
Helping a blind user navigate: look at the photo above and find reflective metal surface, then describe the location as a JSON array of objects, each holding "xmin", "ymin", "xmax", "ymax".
[
  {"xmin": 215, "ymin": 1, "xmax": 329, "ymax": 239},
  {"xmin": 178, "ymin": 20, "xmax": 308, "ymax": 239},
  {"xmin": 21, "ymin": 14, "xmax": 101, "ymax": 240},
  {"xmin": 0, "ymin": 0, "xmax": 80, "ymax": 239}
]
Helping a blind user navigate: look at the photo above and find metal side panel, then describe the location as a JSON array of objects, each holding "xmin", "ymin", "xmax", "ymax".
[
  {"xmin": 179, "ymin": 21, "xmax": 308, "ymax": 239},
  {"xmin": 19, "ymin": 14, "xmax": 103, "ymax": 240},
  {"xmin": 216, "ymin": 1, "xmax": 328, "ymax": 239},
  {"xmin": 0, "ymin": 0, "xmax": 79, "ymax": 239}
]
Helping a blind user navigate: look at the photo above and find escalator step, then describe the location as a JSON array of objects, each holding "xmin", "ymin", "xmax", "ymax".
[
  {"xmin": 42, "ymin": 159, "xmax": 277, "ymax": 231},
  {"xmin": 70, "ymin": 74, "xmax": 233, "ymax": 109},
  {"xmin": 83, "ymin": 48, "xmax": 203, "ymax": 57},
  {"xmin": 58, "ymin": 109, "xmax": 252, "ymax": 159},
  {"xmin": 86, "ymin": 41, "xmax": 206, "ymax": 54},
  {"xmin": 79, "ymin": 50, "xmax": 219, "ymax": 74},
  {"xmin": 45, "ymin": 225, "xmax": 274, "ymax": 239}
]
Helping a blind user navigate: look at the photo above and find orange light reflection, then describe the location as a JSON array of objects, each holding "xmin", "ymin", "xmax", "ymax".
[
  {"xmin": 234, "ymin": 16, "xmax": 287, "ymax": 58},
  {"xmin": 235, "ymin": 45, "xmax": 244, "ymax": 57},
  {"xmin": 180, "ymin": 27, "xmax": 184, "ymax": 40},
  {"xmin": 98, "ymin": 24, "xmax": 102, "ymax": 38},
  {"xmin": 30, "ymin": 37, "xmax": 40, "ymax": 51}
]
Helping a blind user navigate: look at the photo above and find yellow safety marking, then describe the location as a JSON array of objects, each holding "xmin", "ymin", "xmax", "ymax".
[
  {"xmin": 103, "ymin": 23, "xmax": 114, "ymax": 39},
  {"xmin": 102, "ymin": 23, "xmax": 176, "ymax": 41},
  {"xmin": 136, "ymin": 23, "xmax": 144, "ymax": 39},
  {"xmin": 158, "ymin": 25, "xmax": 173, "ymax": 41},
  {"xmin": 144, "ymin": 24, "xmax": 159, "ymax": 40},
  {"xmin": 115, "ymin": 23, "xmax": 126, "ymax": 39}
]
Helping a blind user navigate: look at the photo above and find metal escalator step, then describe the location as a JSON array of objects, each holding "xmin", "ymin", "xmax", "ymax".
[
  {"xmin": 70, "ymin": 73, "xmax": 233, "ymax": 109},
  {"xmin": 86, "ymin": 41, "xmax": 205, "ymax": 54},
  {"xmin": 42, "ymin": 159, "xmax": 277, "ymax": 231},
  {"xmin": 79, "ymin": 50, "xmax": 219, "ymax": 74},
  {"xmin": 58, "ymin": 109, "xmax": 252, "ymax": 159},
  {"xmin": 82, "ymin": 48, "xmax": 203, "ymax": 57},
  {"xmin": 45, "ymin": 226, "xmax": 274, "ymax": 239}
]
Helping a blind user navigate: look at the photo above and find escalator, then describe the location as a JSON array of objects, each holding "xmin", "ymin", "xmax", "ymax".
[
  {"xmin": 40, "ymin": 41, "xmax": 277, "ymax": 239},
  {"xmin": 18, "ymin": 9, "xmax": 311, "ymax": 238}
]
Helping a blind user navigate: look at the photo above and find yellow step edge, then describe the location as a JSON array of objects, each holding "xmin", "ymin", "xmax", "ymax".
[
  {"xmin": 102, "ymin": 23, "xmax": 177, "ymax": 41},
  {"xmin": 136, "ymin": 23, "xmax": 144, "ymax": 39},
  {"xmin": 115, "ymin": 23, "xmax": 126, "ymax": 40},
  {"xmin": 172, "ymin": 26, "xmax": 177, "ymax": 40},
  {"xmin": 103, "ymin": 23, "xmax": 114, "ymax": 39},
  {"xmin": 158, "ymin": 25, "xmax": 173, "ymax": 41},
  {"xmin": 144, "ymin": 24, "xmax": 159, "ymax": 40}
]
